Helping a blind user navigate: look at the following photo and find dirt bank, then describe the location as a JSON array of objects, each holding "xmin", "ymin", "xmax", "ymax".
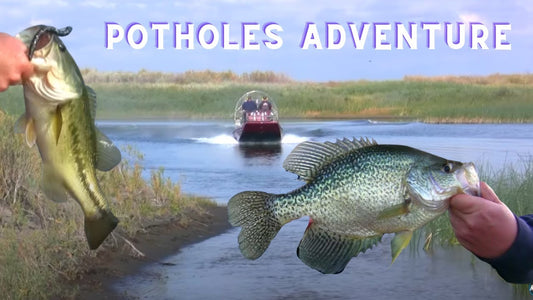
[{"xmin": 75, "ymin": 205, "xmax": 231, "ymax": 299}]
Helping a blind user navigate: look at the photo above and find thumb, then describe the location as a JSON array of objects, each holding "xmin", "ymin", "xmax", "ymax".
[
  {"xmin": 479, "ymin": 182, "xmax": 501, "ymax": 204},
  {"xmin": 20, "ymin": 62, "xmax": 34, "ymax": 81}
]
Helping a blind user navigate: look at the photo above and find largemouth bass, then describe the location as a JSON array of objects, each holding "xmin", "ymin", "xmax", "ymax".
[
  {"xmin": 16, "ymin": 25, "xmax": 121, "ymax": 249},
  {"xmin": 228, "ymin": 138, "xmax": 480, "ymax": 274}
]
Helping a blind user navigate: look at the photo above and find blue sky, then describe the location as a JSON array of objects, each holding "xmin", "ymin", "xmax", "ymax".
[{"xmin": 1, "ymin": 0, "xmax": 531, "ymax": 81}]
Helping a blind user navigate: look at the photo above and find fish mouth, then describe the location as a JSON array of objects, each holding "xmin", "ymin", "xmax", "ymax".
[
  {"xmin": 455, "ymin": 162, "xmax": 480, "ymax": 197},
  {"xmin": 27, "ymin": 26, "xmax": 72, "ymax": 60},
  {"xmin": 17, "ymin": 25, "xmax": 83, "ymax": 103}
]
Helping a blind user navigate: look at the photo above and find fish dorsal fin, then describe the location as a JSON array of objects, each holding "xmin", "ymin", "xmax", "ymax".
[
  {"xmin": 297, "ymin": 220, "xmax": 382, "ymax": 274},
  {"xmin": 95, "ymin": 129, "xmax": 122, "ymax": 171},
  {"xmin": 86, "ymin": 85, "xmax": 97, "ymax": 121},
  {"xmin": 283, "ymin": 137, "xmax": 377, "ymax": 181},
  {"xmin": 15, "ymin": 114, "xmax": 37, "ymax": 147}
]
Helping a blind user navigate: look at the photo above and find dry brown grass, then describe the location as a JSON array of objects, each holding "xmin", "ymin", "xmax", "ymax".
[
  {"xmin": 0, "ymin": 113, "xmax": 216, "ymax": 299},
  {"xmin": 404, "ymin": 73, "xmax": 533, "ymax": 86},
  {"xmin": 81, "ymin": 68, "xmax": 293, "ymax": 85}
]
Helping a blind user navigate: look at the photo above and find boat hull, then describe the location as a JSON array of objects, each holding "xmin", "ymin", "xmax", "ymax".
[{"xmin": 233, "ymin": 121, "xmax": 282, "ymax": 143}]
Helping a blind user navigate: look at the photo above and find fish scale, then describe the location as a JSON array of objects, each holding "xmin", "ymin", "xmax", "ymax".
[{"xmin": 228, "ymin": 137, "xmax": 480, "ymax": 274}]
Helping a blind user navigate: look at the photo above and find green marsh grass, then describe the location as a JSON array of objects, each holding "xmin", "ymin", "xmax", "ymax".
[{"xmin": 1, "ymin": 72, "xmax": 531, "ymax": 121}]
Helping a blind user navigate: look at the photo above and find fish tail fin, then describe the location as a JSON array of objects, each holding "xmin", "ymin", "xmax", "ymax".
[
  {"xmin": 228, "ymin": 191, "xmax": 281, "ymax": 260},
  {"xmin": 84, "ymin": 210, "xmax": 119, "ymax": 250}
]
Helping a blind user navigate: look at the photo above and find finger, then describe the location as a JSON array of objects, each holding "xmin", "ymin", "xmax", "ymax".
[
  {"xmin": 0, "ymin": 81, "xmax": 8, "ymax": 92},
  {"xmin": 20, "ymin": 62, "xmax": 34, "ymax": 80},
  {"xmin": 449, "ymin": 193, "xmax": 479, "ymax": 213},
  {"xmin": 479, "ymin": 182, "xmax": 501, "ymax": 204},
  {"xmin": 13, "ymin": 49, "xmax": 34, "ymax": 81}
]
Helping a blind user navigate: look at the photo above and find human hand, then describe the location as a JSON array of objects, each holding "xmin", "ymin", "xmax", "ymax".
[
  {"xmin": 0, "ymin": 32, "xmax": 34, "ymax": 92},
  {"xmin": 449, "ymin": 182, "xmax": 517, "ymax": 259}
]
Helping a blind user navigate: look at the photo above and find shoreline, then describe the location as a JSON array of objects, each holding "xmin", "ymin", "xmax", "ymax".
[
  {"xmin": 75, "ymin": 205, "xmax": 231, "ymax": 299},
  {"xmin": 93, "ymin": 115, "xmax": 533, "ymax": 125}
]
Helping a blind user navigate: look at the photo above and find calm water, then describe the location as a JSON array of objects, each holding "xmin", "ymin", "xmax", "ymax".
[{"xmin": 98, "ymin": 120, "xmax": 533, "ymax": 299}]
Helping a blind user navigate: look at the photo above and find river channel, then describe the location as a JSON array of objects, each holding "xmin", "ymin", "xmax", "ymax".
[{"xmin": 97, "ymin": 120, "xmax": 533, "ymax": 299}]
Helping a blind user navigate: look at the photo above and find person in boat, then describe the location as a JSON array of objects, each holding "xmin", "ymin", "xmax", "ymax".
[
  {"xmin": 242, "ymin": 96, "xmax": 258, "ymax": 122},
  {"xmin": 242, "ymin": 96, "xmax": 257, "ymax": 113},
  {"xmin": 259, "ymin": 96, "xmax": 272, "ymax": 112}
]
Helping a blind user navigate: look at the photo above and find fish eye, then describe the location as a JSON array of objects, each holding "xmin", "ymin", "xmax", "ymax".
[{"xmin": 442, "ymin": 162, "xmax": 453, "ymax": 173}]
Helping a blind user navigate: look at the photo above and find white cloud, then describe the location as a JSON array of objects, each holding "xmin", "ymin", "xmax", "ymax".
[
  {"xmin": 128, "ymin": 2, "xmax": 148, "ymax": 9},
  {"xmin": 29, "ymin": 18, "xmax": 54, "ymax": 26},
  {"xmin": 458, "ymin": 13, "xmax": 485, "ymax": 24},
  {"xmin": 27, "ymin": 0, "xmax": 69, "ymax": 6},
  {"xmin": 0, "ymin": 5, "xmax": 26, "ymax": 18},
  {"xmin": 81, "ymin": 0, "xmax": 117, "ymax": 9}
]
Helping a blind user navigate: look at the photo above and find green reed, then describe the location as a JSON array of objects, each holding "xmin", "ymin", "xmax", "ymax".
[{"xmin": 1, "ymin": 73, "xmax": 531, "ymax": 122}]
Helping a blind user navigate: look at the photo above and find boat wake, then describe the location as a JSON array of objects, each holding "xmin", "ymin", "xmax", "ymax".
[
  {"xmin": 193, "ymin": 135, "xmax": 238, "ymax": 145},
  {"xmin": 281, "ymin": 134, "xmax": 309, "ymax": 144},
  {"xmin": 193, "ymin": 134, "xmax": 309, "ymax": 145}
]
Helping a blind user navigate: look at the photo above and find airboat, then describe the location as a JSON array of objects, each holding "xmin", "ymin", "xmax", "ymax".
[{"xmin": 232, "ymin": 90, "xmax": 282, "ymax": 144}]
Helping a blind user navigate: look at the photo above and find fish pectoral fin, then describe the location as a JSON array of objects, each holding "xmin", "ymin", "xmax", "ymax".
[
  {"xmin": 297, "ymin": 220, "xmax": 381, "ymax": 274},
  {"xmin": 391, "ymin": 230, "xmax": 413, "ymax": 263},
  {"xmin": 14, "ymin": 114, "xmax": 37, "ymax": 147},
  {"xmin": 86, "ymin": 85, "xmax": 97, "ymax": 121},
  {"xmin": 14, "ymin": 114, "xmax": 27, "ymax": 134},
  {"xmin": 377, "ymin": 202, "xmax": 410, "ymax": 220},
  {"xmin": 53, "ymin": 107, "xmax": 63, "ymax": 145},
  {"xmin": 95, "ymin": 129, "xmax": 122, "ymax": 171},
  {"xmin": 41, "ymin": 164, "xmax": 68, "ymax": 202}
]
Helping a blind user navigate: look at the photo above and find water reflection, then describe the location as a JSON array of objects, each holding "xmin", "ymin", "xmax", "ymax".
[{"xmin": 237, "ymin": 143, "xmax": 282, "ymax": 159}]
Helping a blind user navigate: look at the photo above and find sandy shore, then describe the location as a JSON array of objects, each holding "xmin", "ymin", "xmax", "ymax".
[{"xmin": 75, "ymin": 205, "xmax": 231, "ymax": 299}]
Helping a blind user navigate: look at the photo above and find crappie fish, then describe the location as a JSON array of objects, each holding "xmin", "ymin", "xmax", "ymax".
[
  {"xmin": 16, "ymin": 25, "xmax": 121, "ymax": 249},
  {"xmin": 228, "ymin": 138, "xmax": 480, "ymax": 274}
]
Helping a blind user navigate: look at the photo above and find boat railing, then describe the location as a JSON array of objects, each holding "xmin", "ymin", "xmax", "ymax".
[
  {"xmin": 245, "ymin": 110, "xmax": 277, "ymax": 122},
  {"xmin": 234, "ymin": 91, "xmax": 279, "ymax": 126}
]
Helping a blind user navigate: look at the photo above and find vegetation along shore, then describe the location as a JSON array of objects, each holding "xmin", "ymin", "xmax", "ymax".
[
  {"xmin": 1, "ymin": 71, "xmax": 532, "ymax": 122},
  {"xmin": 0, "ymin": 72, "xmax": 531, "ymax": 298}
]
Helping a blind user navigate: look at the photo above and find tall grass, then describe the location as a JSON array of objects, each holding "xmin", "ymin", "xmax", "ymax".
[
  {"xmin": 0, "ymin": 113, "xmax": 215, "ymax": 299},
  {"xmin": 1, "ymin": 72, "xmax": 531, "ymax": 122},
  {"xmin": 81, "ymin": 68, "xmax": 292, "ymax": 85}
]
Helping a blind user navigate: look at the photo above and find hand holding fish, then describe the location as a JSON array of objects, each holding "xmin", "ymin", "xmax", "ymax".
[
  {"xmin": 449, "ymin": 182, "xmax": 517, "ymax": 259},
  {"xmin": 0, "ymin": 32, "xmax": 34, "ymax": 91}
]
